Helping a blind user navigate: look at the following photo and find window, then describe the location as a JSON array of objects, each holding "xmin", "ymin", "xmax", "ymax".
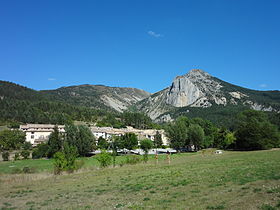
[{"xmin": 31, "ymin": 135, "xmax": 34, "ymax": 139}]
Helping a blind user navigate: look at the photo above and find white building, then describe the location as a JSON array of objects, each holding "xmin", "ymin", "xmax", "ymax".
[
  {"xmin": 90, "ymin": 126, "xmax": 169, "ymax": 145},
  {"xmin": 20, "ymin": 124, "xmax": 65, "ymax": 146}
]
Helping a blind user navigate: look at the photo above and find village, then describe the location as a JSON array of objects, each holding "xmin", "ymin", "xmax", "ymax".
[{"xmin": 19, "ymin": 124, "xmax": 170, "ymax": 153}]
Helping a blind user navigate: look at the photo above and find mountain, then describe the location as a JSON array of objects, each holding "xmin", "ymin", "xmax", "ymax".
[
  {"xmin": 41, "ymin": 85, "xmax": 150, "ymax": 112},
  {"xmin": 135, "ymin": 69, "xmax": 280, "ymax": 125},
  {"xmin": 1, "ymin": 70, "xmax": 279, "ymax": 128},
  {"xmin": 0, "ymin": 81, "xmax": 110, "ymax": 124},
  {"xmin": 0, "ymin": 81, "xmax": 151, "ymax": 125}
]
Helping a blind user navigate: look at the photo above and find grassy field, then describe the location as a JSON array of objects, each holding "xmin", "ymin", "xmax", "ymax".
[
  {"xmin": 0, "ymin": 150, "xmax": 280, "ymax": 209},
  {"xmin": 0, "ymin": 153, "xmax": 183, "ymax": 174}
]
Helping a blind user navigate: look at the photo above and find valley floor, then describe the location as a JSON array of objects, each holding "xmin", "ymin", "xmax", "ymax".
[{"xmin": 0, "ymin": 150, "xmax": 280, "ymax": 209}]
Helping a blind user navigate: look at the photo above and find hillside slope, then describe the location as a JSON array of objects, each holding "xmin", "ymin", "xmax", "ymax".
[
  {"xmin": 42, "ymin": 85, "xmax": 150, "ymax": 112},
  {"xmin": 135, "ymin": 69, "xmax": 280, "ymax": 124},
  {"xmin": 0, "ymin": 81, "xmax": 108, "ymax": 124}
]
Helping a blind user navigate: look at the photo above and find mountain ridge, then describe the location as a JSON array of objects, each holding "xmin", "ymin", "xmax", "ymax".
[
  {"xmin": 41, "ymin": 84, "xmax": 150, "ymax": 112},
  {"xmin": 135, "ymin": 69, "xmax": 280, "ymax": 122},
  {"xmin": 1, "ymin": 69, "xmax": 280, "ymax": 127}
]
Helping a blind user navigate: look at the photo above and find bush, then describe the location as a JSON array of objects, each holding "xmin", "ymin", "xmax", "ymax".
[
  {"xmin": 14, "ymin": 152, "xmax": 20, "ymax": 161},
  {"xmin": 2, "ymin": 151, "xmax": 9, "ymax": 161},
  {"xmin": 22, "ymin": 142, "xmax": 32, "ymax": 150},
  {"xmin": 53, "ymin": 143, "xmax": 79, "ymax": 175},
  {"xmin": 140, "ymin": 139, "xmax": 153, "ymax": 163},
  {"xmin": 53, "ymin": 152, "xmax": 66, "ymax": 175},
  {"xmin": 63, "ymin": 143, "xmax": 78, "ymax": 173},
  {"xmin": 0, "ymin": 130, "xmax": 25, "ymax": 151},
  {"xmin": 32, "ymin": 143, "xmax": 49, "ymax": 159},
  {"xmin": 21, "ymin": 150, "xmax": 30, "ymax": 159},
  {"xmin": 96, "ymin": 150, "xmax": 112, "ymax": 168}
]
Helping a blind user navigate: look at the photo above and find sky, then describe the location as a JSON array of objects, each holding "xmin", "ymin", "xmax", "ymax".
[{"xmin": 0, "ymin": 0, "xmax": 280, "ymax": 93}]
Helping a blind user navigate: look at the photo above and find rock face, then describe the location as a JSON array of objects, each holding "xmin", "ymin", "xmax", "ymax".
[
  {"xmin": 136, "ymin": 69, "xmax": 280, "ymax": 121},
  {"xmin": 166, "ymin": 69, "xmax": 222, "ymax": 107}
]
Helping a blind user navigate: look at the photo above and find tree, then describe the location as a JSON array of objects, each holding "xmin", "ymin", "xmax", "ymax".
[
  {"xmin": 96, "ymin": 150, "xmax": 112, "ymax": 168},
  {"xmin": 53, "ymin": 143, "xmax": 78, "ymax": 175},
  {"xmin": 53, "ymin": 152, "xmax": 67, "ymax": 175},
  {"xmin": 224, "ymin": 132, "xmax": 236, "ymax": 148},
  {"xmin": 165, "ymin": 117, "xmax": 189, "ymax": 150},
  {"xmin": 47, "ymin": 126, "xmax": 62, "ymax": 158},
  {"xmin": 188, "ymin": 124, "xmax": 204, "ymax": 151},
  {"xmin": 165, "ymin": 117, "xmax": 190, "ymax": 150},
  {"xmin": 97, "ymin": 137, "xmax": 109, "ymax": 149},
  {"xmin": 22, "ymin": 142, "xmax": 32, "ymax": 150},
  {"xmin": 21, "ymin": 150, "xmax": 30, "ymax": 159},
  {"xmin": 235, "ymin": 110, "xmax": 280, "ymax": 150},
  {"xmin": 140, "ymin": 139, "xmax": 153, "ymax": 162},
  {"xmin": 0, "ymin": 130, "xmax": 25, "ymax": 151},
  {"xmin": 65, "ymin": 125, "xmax": 96, "ymax": 156},
  {"xmin": 32, "ymin": 143, "xmax": 49, "ymax": 159},
  {"xmin": 154, "ymin": 131, "xmax": 163, "ymax": 148},
  {"xmin": 121, "ymin": 112, "xmax": 153, "ymax": 129},
  {"xmin": 121, "ymin": 133, "xmax": 138, "ymax": 150},
  {"xmin": 191, "ymin": 118, "xmax": 217, "ymax": 148},
  {"xmin": 63, "ymin": 142, "xmax": 78, "ymax": 173},
  {"xmin": 110, "ymin": 136, "xmax": 122, "ymax": 167}
]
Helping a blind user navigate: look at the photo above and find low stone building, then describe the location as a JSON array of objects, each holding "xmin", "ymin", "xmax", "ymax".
[
  {"xmin": 90, "ymin": 126, "xmax": 169, "ymax": 145},
  {"xmin": 19, "ymin": 124, "xmax": 169, "ymax": 147},
  {"xmin": 19, "ymin": 124, "xmax": 65, "ymax": 146}
]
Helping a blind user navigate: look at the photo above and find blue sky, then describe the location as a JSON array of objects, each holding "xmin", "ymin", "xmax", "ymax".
[{"xmin": 0, "ymin": 0, "xmax": 280, "ymax": 93}]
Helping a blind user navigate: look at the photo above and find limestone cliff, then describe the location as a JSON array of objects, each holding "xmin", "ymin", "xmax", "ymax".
[{"xmin": 135, "ymin": 69, "xmax": 280, "ymax": 121}]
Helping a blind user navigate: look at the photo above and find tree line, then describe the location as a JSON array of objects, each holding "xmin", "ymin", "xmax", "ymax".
[{"xmin": 165, "ymin": 109, "xmax": 280, "ymax": 151}]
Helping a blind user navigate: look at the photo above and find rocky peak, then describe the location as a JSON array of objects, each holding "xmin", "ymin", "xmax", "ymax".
[
  {"xmin": 166, "ymin": 69, "xmax": 223, "ymax": 107},
  {"xmin": 186, "ymin": 69, "xmax": 210, "ymax": 77}
]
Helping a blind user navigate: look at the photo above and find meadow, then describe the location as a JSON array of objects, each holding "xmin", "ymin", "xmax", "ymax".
[{"xmin": 0, "ymin": 150, "xmax": 280, "ymax": 209}]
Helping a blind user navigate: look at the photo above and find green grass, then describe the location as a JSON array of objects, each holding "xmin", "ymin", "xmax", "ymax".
[
  {"xmin": 0, "ymin": 153, "xmax": 192, "ymax": 174},
  {"xmin": 0, "ymin": 150, "xmax": 279, "ymax": 209}
]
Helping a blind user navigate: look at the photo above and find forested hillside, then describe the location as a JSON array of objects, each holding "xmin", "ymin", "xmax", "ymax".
[
  {"xmin": 0, "ymin": 81, "xmax": 156, "ymax": 129},
  {"xmin": 0, "ymin": 81, "xmax": 108, "ymax": 125}
]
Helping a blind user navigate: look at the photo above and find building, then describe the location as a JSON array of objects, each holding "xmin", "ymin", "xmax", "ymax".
[
  {"xmin": 90, "ymin": 126, "xmax": 169, "ymax": 145},
  {"xmin": 20, "ymin": 124, "xmax": 65, "ymax": 146},
  {"xmin": 19, "ymin": 124, "xmax": 169, "ymax": 147}
]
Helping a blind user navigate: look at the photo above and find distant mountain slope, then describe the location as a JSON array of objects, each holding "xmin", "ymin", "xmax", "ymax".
[
  {"xmin": 135, "ymin": 69, "xmax": 280, "ymax": 123},
  {"xmin": 41, "ymin": 85, "xmax": 150, "ymax": 112},
  {"xmin": 0, "ymin": 81, "xmax": 111, "ymax": 124},
  {"xmin": 0, "ymin": 81, "xmax": 45, "ymax": 101}
]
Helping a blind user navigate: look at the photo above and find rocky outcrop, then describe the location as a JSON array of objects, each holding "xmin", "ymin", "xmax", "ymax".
[
  {"xmin": 136, "ymin": 69, "xmax": 280, "ymax": 121},
  {"xmin": 166, "ymin": 69, "xmax": 224, "ymax": 108}
]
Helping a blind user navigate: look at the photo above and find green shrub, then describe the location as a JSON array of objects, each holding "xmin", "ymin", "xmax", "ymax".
[
  {"xmin": 2, "ymin": 151, "xmax": 9, "ymax": 161},
  {"xmin": 63, "ymin": 143, "xmax": 78, "ymax": 173},
  {"xmin": 14, "ymin": 152, "xmax": 20, "ymax": 161},
  {"xmin": 140, "ymin": 139, "xmax": 153, "ymax": 163},
  {"xmin": 21, "ymin": 150, "xmax": 30, "ymax": 159},
  {"xmin": 22, "ymin": 142, "xmax": 32, "ymax": 150},
  {"xmin": 96, "ymin": 150, "xmax": 112, "ymax": 168},
  {"xmin": 32, "ymin": 143, "xmax": 49, "ymax": 159},
  {"xmin": 53, "ymin": 143, "xmax": 79, "ymax": 175},
  {"xmin": 53, "ymin": 152, "xmax": 66, "ymax": 175}
]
